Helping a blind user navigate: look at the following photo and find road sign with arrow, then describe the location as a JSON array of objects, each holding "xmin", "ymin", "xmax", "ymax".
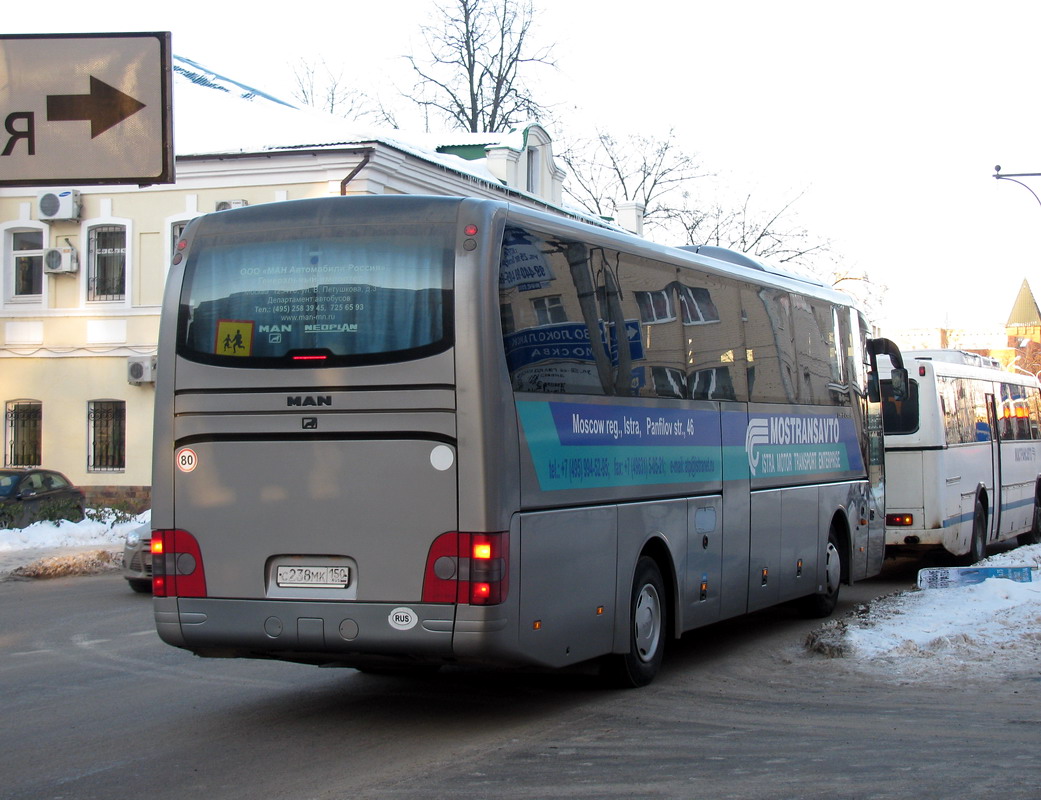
[{"xmin": 0, "ymin": 32, "xmax": 173, "ymax": 186}]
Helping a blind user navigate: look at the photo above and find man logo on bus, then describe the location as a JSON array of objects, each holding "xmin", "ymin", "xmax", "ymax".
[{"xmin": 745, "ymin": 418, "xmax": 770, "ymax": 476}]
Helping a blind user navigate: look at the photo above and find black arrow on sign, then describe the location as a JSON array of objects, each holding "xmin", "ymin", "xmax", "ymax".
[{"xmin": 46, "ymin": 76, "xmax": 146, "ymax": 138}]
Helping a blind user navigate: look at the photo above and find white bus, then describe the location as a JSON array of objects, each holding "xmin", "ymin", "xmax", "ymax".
[
  {"xmin": 151, "ymin": 195, "xmax": 904, "ymax": 686},
  {"xmin": 882, "ymin": 349, "xmax": 1041, "ymax": 564}
]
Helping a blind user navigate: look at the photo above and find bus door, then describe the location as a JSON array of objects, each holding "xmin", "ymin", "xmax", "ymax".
[{"xmin": 986, "ymin": 392, "xmax": 1001, "ymax": 541}]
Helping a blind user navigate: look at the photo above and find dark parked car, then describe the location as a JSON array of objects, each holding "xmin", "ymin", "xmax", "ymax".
[{"xmin": 0, "ymin": 468, "xmax": 86, "ymax": 529}]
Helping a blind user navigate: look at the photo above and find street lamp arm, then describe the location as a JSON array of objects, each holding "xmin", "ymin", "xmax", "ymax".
[{"xmin": 993, "ymin": 165, "xmax": 1041, "ymax": 210}]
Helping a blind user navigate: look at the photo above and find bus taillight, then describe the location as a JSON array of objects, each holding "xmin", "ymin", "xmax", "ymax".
[
  {"xmin": 468, "ymin": 532, "xmax": 508, "ymax": 605},
  {"xmin": 151, "ymin": 530, "xmax": 208, "ymax": 598},
  {"xmin": 422, "ymin": 531, "xmax": 461, "ymax": 602},
  {"xmin": 886, "ymin": 513, "xmax": 914, "ymax": 527},
  {"xmin": 422, "ymin": 531, "xmax": 509, "ymax": 605}
]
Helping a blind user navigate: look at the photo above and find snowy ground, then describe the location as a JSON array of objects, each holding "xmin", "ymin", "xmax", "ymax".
[
  {"xmin": 808, "ymin": 542, "xmax": 1041, "ymax": 683},
  {"xmin": 3, "ymin": 514, "xmax": 1040, "ymax": 683}
]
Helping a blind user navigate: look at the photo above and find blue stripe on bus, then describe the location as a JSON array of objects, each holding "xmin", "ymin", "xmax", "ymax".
[
  {"xmin": 517, "ymin": 400, "xmax": 868, "ymax": 492},
  {"xmin": 518, "ymin": 400, "xmax": 722, "ymax": 490},
  {"xmin": 941, "ymin": 494, "xmax": 1037, "ymax": 528}
]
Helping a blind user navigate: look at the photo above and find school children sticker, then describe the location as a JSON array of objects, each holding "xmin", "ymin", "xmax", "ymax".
[{"xmin": 215, "ymin": 319, "xmax": 254, "ymax": 357}]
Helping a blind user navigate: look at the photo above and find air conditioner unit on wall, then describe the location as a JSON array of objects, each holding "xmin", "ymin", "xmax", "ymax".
[
  {"xmin": 37, "ymin": 190, "xmax": 81, "ymax": 221},
  {"xmin": 215, "ymin": 199, "xmax": 247, "ymax": 211},
  {"xmin": 43, "ymin": 247, "xmax": 79, "ymax": 274},
  {"xmin": 127, "ymin": 355, "xmax": 157, "ymax": 385}
]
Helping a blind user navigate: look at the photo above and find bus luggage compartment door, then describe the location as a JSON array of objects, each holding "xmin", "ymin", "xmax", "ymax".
[{"xmin": 517, "ymin": 506, "xmax": 616, "ymax": 668}]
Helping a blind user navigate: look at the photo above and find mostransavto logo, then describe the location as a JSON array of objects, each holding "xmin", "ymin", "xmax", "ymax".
[{"xmin": 745, "ymin": 415, "xmax": 841, "ymax": 476}]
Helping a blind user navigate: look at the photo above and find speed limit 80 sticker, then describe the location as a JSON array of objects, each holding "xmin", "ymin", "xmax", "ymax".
[{"xmin": 176, "ymin": 447, "xmax": 198, "ymax": 473}]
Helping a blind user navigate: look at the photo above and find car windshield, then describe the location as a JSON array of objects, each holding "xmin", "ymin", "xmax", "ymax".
[{"xmin": 0, "ymin": 473, "xmax": 21, "ymax": 498}]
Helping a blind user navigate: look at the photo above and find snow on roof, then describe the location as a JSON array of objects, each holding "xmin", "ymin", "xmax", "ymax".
[{"xmin": 171, "ymin": 55, "xmax": 513, "ymax": 187}]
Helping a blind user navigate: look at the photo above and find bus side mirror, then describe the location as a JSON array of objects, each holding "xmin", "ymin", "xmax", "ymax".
[{"xmin": 889, "ymin": 368, "xmax": 908, "ymax": 401}]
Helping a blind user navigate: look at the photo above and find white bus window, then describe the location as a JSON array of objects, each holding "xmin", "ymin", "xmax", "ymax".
[{"xmin": 881, "ymin": 379, "xmax": 919, "ymax": 434}]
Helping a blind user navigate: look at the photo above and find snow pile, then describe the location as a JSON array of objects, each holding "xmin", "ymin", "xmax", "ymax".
[
  {"xmin": 810, "ymin": 543, "xmax": 1041, "ymax": 682},
  {"xmin": 12, "ymin": 549, "xmax": 122, "ymax": 579},
  {"xmin": 0, "ymin": 511, "xmax": 149, "ymax": 552}
]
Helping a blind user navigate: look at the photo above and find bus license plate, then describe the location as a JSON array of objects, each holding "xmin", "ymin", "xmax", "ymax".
[{"xmin": 276, "ymin": 565, "xmax": 350, "ymax": 589}]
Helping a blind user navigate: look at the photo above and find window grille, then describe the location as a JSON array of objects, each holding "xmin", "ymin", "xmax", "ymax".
[
  {"xmin": 88, "ymin": 400, "xmax": 126, "ymax": 471},
  {"xmin": 4, "ymin": 400, "xmax": 41, "ymax": 466},
  {"xmin": 88, "ymin": 225, "xmax": 126, "ymax": 301}
]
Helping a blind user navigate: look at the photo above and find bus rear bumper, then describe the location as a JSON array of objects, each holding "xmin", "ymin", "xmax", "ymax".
[
  {"xmin": 885, "ymin": 526, "xmax": 965, "ymax": 555},
  {"xmin": 153, "ymin": 596, "xmax": 489, "ymax": 666}
]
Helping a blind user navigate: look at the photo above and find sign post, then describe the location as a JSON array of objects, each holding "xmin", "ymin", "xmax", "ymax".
[{"xmin": 0, "ymin": 32, "xmax": 173, "ymax": 186}]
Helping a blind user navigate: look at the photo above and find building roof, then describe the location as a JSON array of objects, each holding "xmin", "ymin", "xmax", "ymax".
[{"xmin": 1007, "ymin": 279, "xmax": 1041, "ymax": 327}]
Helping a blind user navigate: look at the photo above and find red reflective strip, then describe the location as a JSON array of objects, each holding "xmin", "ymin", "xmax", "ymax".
[{"xmin": 422, "ymin": 532, "xmax": 460, "ymax": 603}]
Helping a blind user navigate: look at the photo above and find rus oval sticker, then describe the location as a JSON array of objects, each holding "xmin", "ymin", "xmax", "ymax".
[{"xmin": 388, "ymin": 607, "xmax": 418, "ymax": 631}]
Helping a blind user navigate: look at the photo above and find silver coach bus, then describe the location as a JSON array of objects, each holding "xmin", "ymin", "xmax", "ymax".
[{"xmin": 151, "ymin": 195, "xmax": 903, "ymax": 687}]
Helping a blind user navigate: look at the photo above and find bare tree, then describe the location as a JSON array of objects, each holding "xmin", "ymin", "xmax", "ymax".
[
  {"xmin": 404, "ymin": 0, "xmax": 555, "ymax": 132},
  {"xmin": 559, "ymin": 129, "xmax": 705, "ymax": 228},
  {"xmin": 291, "ymin": 58, "xmax": 368, "ymax": 118},
  {"xmin": 672, "ymin": 193, "xmax": 829, "ymax": 266},
  {"xmin": 561, "ymin": 129, "xmax": 842, "ymax": 274}
]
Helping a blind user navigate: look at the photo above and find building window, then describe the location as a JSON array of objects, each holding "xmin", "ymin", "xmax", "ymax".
[
  {"xmin": 88, "ymin": 225, "xmax": 126, "ymax": 301},
  {"xmin": 88, "ymin": 400, "xmax": 126, "ymax": 472},
  {"xmin": 651, "ymin": 366, "xmax": 686, "ymax": 398},
  {"xmin": 635, "ymin": 290, "xmax": 675, "ymax": 324},
  {"xmin": 532, "ymin": 295, "xmax": 567, "ymax": 325},
  {"xmin": 690, "ymin": 367, "xmax": 737, "ymax": 400},
  {"xmin": 11, "ymin": 230, "xmax": 44, "ymax": 298},
  {"xmin": 679, "ymin": 286, "xmax": 720, "ymax": 325},
  {"xmin": 526, "ymin": 147, "xmax": 541, "ymax": 194},
  {"xmin": 4, "ymin": 400, "xmax": 41, "ymax": 467}
]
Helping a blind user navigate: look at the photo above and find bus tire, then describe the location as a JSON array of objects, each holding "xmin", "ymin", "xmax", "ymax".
[
  {"xmin": 957, "ymin": 499, "xmax": 987, "ymax": 566},
  {"xmin": 602, "ymin": 556, "xmax": 666, "ymax": 688},
  {"xmin": 1016, "ymin": 491, "xmax": 1041, "ymax": 546},
  {"xmin": 798, "ymin": 528, "xmax": 842, "ymax": 619}
]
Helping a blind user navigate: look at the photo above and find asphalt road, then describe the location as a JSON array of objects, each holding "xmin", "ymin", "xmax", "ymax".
[{"xmin": 1, "ymin": 561, "xmax": 1039, "ymax": 800}]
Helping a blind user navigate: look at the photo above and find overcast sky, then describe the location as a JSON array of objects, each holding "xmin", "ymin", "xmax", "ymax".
[{"xmin": 6, "ymin": 0, "xmax": 1041, "ymax": 334}]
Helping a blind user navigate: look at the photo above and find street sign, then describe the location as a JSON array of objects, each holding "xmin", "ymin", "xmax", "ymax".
[
  {"xmin": 0, "ymin": 32, "xmax": 173, "ymax": 186},
  {"xmin": 917, "ymin": 566, "xmax": 1036, "ymax": 589}
]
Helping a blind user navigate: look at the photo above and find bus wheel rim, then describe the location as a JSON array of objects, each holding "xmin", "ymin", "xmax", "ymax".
[
  {"xmin": 824, "ymin": 540, "xmax": 841, "ymax": 594},
  {"xmin": 634, "ymin": 583, "xmax": 662, "ymax": 662}
]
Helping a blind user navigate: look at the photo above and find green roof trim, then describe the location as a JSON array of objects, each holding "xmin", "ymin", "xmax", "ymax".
[{"xmin": 436, "ymin": 144, "xmax": 490, "ymax": 161}]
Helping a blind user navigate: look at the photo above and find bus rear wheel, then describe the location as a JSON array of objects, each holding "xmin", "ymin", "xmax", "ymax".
[
  {"xmin": 798, "ymin": 529, "xmax": 842, "ymax": 619},
  {"xmin": 1017, "ymin": 493, "xmax": 1041, "ymax": 547},
  {"xmin": 601, "ymin": 556, "xmax": 666, "ymax": 688},
  {"xmin": 957, "ymin": 499, "xmax": 987, "ymax": 566}
]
